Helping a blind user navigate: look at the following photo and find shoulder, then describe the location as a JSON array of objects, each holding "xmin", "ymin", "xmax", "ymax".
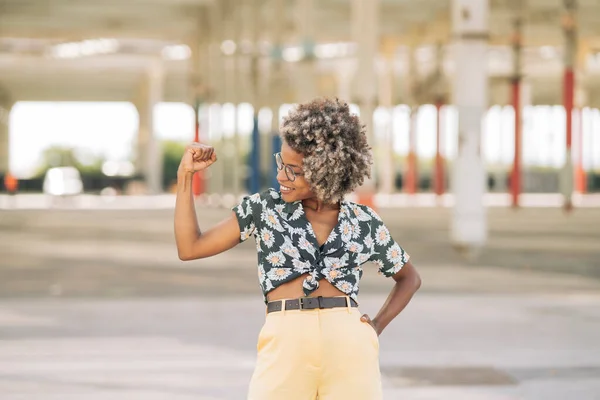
[
  {"xmin": 237, "ymin": 188, "xmax": 281, "ymax": 208},
  {"xmin": 343, "ymin": 201, "xmax": 382, "ymax": 223},
  {"xmin": 264, "ymin": 187, "xmax": 282, "ymax": 202},
  {"xmin": 259, "ymin": 188, "xmax": 283, "ymax": 208}
]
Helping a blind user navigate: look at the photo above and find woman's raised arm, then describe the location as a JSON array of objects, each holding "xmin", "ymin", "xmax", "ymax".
[{"xmin": 174, "ymin": 143, "xmax": 241, "ymax": 260}]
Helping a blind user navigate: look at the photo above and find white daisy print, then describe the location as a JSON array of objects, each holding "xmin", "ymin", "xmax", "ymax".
[
  {"xmin": 298, "ymin": 237, "xmax": 316, "ymax": 256},
  {"xmin": 325, "ymin": 230, "xmax": 338, "ymax": 244},
  {"xmin": 339, "ymin": 220, "xmax": 352, "ymax": 242},
  {"xmin": 386, "ymin": 243, "xmax": 403, "ymax": 263},
  {"xmin": 326, "ymin": 267, "xmax": 346, "ymax": 280},
  {"xmin": 350, "ymin": 220, "xmax": 362, "ymax": 240},
  {"xmin": 258, "ymin": 263, "xmax": 266, "ymax": 280},
  {"xmin": 292, "ymin": 259, "xmax": 312, "ymax": 273},
  {"xmin": 290, "ymin": 227, "xmax": 306, "ymax": 237},
  {"xmin": 290, "ymin": 206, "xmax": 303, "ymax": 221},
  {"xmin": 335, "ymin": 280, "xmax": 353, "ymax": 294},
  {"xmin": 275, "ymin": 203, "xmax": 285, "ymax": 215},
  {"xmin": 373, "ymin": 259, "xmax": 385, "ymax": 274},
  {"xmin": 255, "ymin": 239, "xmax": 262, "ymax": 253},
  {"xmin": 352, "ymin": 206, "xmax": 372, "ymax": 222},
  {"xmin": 306, "ymin": 224, "xmax": 317, "ymax": 238},
  {"xmin": 324, "ymin": 254, "xmax": 348, "ymax": 270},
  {"xmin": 241, "ymin": 224, "xmax": 255, "ymax": 241},
  {"xmin": 339, "ymin": 205, "xmax": 350, "ymax": 218},
  {"xmin": 236, "ymin": 203, "xmax": 251, "ymax": 219},
  {"xmin": 249, "ymin": 192, "xmax": 262, "ymax": 203},
  {"xmin": 263, "ymin": 278, "xmax": 274, "ymax": 291},
  {"xmin": 232, "ymin": 191, "xmax": 411, "ymax": 306},
  {"xmin": 281, "ymin": 242, "xmax": 300, "ymax": 259},
  {"xmin": 267, "ymin": 267, "xmax": 292, "ymax": 281},
  {"xmin": 281, "ymin": 236, "xmax": 299, "ymax": 257},
  {"xmin": 261, "ymin": 209, "xmax": 285, "ymax": 232},
  {"xmin": 367, "ymin": 207, "xmax": 383, "ymax": 221},
  {"xmin": 260, "ymin": 228, "xmax": 275, "ymax": 248},
  {"xmin": 375, "ymin": 225, "xmax": 391, "ymax": 246},
  {"xmin": 346, "ymin": 241, "xmax": 363, "ymax": 254},
  {"xmin": 266, "ymin": 251, "xmax": 286, "ymax": 267},
  {"xmin": 358, "ymin": 252, "xmax": 370, "ymax": 264}
]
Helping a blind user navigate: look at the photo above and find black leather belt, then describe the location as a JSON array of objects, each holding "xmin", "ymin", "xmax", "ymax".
[{"xmin": 267, "ymin": 296, "xmax": 358, "ymax": 313}]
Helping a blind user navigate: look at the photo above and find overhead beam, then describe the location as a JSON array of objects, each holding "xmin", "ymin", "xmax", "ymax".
[{"xmin": 0, "ymin": 27, "xmax": 197, "ymax": 43}]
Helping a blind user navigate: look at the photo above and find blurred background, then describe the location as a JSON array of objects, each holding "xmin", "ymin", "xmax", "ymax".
[{"xmin": 0, "ymin": 0, "xmax": 600, "ymax": 399}]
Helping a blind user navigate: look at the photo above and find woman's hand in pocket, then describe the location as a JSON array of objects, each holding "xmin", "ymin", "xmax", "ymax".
[{"xmin": 360, "ymin": 314, "xmax": 380, "ymax": 336}]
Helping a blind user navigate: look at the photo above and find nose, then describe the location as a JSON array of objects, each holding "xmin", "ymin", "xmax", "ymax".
[{"xmin": 276, "ymin": 167, "xmax": 289, "ymax": 183}]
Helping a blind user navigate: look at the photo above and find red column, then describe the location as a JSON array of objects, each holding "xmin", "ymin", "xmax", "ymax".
[
  {"xmin": 434, "ymin": 100, "xmax": 445, "ymax": 197},
  {"xmin": 404, "ymin": 106, "xmax": 418, "ymax": 194},
  {"xmin": 564, "ymin": 67, "xmax": 574, "ymax": 209},
  {"xmin": 565, "ymin": 70, "xmax": 574, "ymax": 160}
]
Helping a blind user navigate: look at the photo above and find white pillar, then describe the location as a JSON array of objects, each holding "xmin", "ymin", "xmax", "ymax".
[
  {"xmin": 294, "ymin": 0, "xmax": 317, "ymax": 102},
  {"xmin": 266, "ymin": 0, "xmax": 286, "ymax": 188},
  {"xmin": 378, "ymin": 44, "xmax": 396, "ymax": 194},
  {"xmin": 352, "ymin": 0, "xmax": 379, "ymax": 189},
  {"xmin": 493, "ymin": 108, "xmax": 507, "ymax": 192},
  {"xmin": 208, "ymin": 1, "xmax": 224, "ymax": 106},
  {"xmin": 235, "ymin": 1, "xmax": 251, "ymax": 105},
  {"xmin": 220, "ymin": 0, "xmax": 242, "ymax": 195},
  {"xmin": 336, "ymin": 61, "xmax": 354, "ymax": 103},
  {"xmin": 0, "ymin": 88, "xmax": 11, "ymax": 175},
  {"xmin": 135, "ymin": 61, "xmax": 164, "ymax": 194},
  {"xmin": 0, "ymin": 104, "xmax": 10, "ymax": 175},
  {"xmin": 207, "ymin": 0, "xmax": 225, "ymax": 195},
  {"xmin": 222, "ymin": 0, "xmax": 238, "ymax": 105},
  {"xmin": 560, "ymin": 0, "xmax": 577, "ymax": 210},
  {"xmin": 450, "ymin": 0, "xmax": 488, "ymax": 252}
]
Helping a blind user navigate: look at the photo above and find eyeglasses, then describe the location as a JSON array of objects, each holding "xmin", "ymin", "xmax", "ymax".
[{"xmin": 274, "ymin": 152, "xmax": 304, "ymax": 182}]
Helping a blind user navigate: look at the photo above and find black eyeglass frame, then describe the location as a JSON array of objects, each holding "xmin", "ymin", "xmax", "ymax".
[{"xmin": 274, "ymin": 153, "xmax": 304, "ymax": 182}]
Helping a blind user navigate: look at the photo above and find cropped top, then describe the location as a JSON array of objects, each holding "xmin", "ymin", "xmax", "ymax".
[{"xmin": 232, "ymin": 188, "xmax": 410, "ymax": 304}]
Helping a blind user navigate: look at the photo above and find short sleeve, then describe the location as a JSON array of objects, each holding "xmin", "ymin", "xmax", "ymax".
[
  {"xmin": 367, "ymin": 208, "xmax": 410, "ymax": 277},
  {"xmin": 232, "ymin": 192, "xmax": 262, "ymax": 242}
]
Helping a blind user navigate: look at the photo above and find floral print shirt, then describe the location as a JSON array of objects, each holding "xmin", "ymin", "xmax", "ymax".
[{"xmin": 232, "ymin": 188, "xmax": 410, "ymax": 304}]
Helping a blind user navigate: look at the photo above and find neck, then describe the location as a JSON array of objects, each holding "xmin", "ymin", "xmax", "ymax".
[{"xmin": 302, "ymin": 198, "xmax": 340, "ymax": 212}]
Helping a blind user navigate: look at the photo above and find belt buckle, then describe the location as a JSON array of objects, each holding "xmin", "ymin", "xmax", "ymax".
[
  {"xmin": 298, "ymin": 297, "xmax": 310, "ymax": 310},
  {"xmin": 298, "ymin": 296, "xmax": 323, "ymax": 310}
]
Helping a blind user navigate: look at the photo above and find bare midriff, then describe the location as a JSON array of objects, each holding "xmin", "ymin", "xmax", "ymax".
[{"xmin": 267, "ymin": 273, "xmax": 346, "ymax": 302}]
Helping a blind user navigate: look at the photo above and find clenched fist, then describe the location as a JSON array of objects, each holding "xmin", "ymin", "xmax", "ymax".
[{"xmin": 179, "ymin": 143, "xmax": 217, "ymax": 174}]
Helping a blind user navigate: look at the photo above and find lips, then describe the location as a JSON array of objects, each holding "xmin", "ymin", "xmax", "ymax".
[{"xmin": 280, "ymin": 184, "xmax": 294, "ymax": 193}]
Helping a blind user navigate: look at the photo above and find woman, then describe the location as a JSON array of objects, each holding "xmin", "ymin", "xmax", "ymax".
[{"xmin": 175, "ymin": 98, "xmax": 421, "ymax": 399}]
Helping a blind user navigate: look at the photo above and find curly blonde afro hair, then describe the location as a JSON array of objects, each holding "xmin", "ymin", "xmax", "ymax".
[{"xmin": 280, "ymin": 97, "xmax": 373, "ymax": 204}]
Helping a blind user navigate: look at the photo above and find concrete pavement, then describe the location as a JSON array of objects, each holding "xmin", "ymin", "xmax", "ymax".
[
  {"xmin": 1, "ymin": 205, "xmax": 600, "ymax": 398},
  {"xmin": 1, "ymin": 294, "xmax": 600, "ymax": 399}
]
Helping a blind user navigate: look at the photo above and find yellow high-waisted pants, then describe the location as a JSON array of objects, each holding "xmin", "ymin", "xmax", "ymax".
[{"xmin": 247, "ymin": 298, "xmax": 382, "ymax": 400}]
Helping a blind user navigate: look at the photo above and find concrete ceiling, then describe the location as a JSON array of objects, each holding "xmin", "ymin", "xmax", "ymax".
[{"xmin": 1, "ymin": 0, "xmax": 600, "ymax": 106}]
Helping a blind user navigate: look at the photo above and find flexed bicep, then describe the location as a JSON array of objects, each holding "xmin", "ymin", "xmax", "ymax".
[{"xmin": 178, "ymin": 212, "xmax": 243, "ymax": 260}]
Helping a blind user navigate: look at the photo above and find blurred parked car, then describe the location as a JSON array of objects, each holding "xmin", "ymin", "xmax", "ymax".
[{"xmin": 43, "ymin": 167, "xmax": 84, "ymax": 196}]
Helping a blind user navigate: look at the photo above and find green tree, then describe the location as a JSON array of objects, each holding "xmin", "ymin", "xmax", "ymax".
[
  {"xmin": 161, "ymin": 140, "xmax": 187, "ymax": 188},
  {"xmin": 35, "ymin": 146, "xmax": 104, "ymax": 178}
]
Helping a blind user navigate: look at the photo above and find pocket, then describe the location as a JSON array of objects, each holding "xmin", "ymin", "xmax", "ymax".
[
  {"xmin": 256, "ymin": 315, "xmax": 277, "ymax": 352},
  {"xmin": 358, "ymin": 318, "xmax": 380, "ymax": 350}
]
